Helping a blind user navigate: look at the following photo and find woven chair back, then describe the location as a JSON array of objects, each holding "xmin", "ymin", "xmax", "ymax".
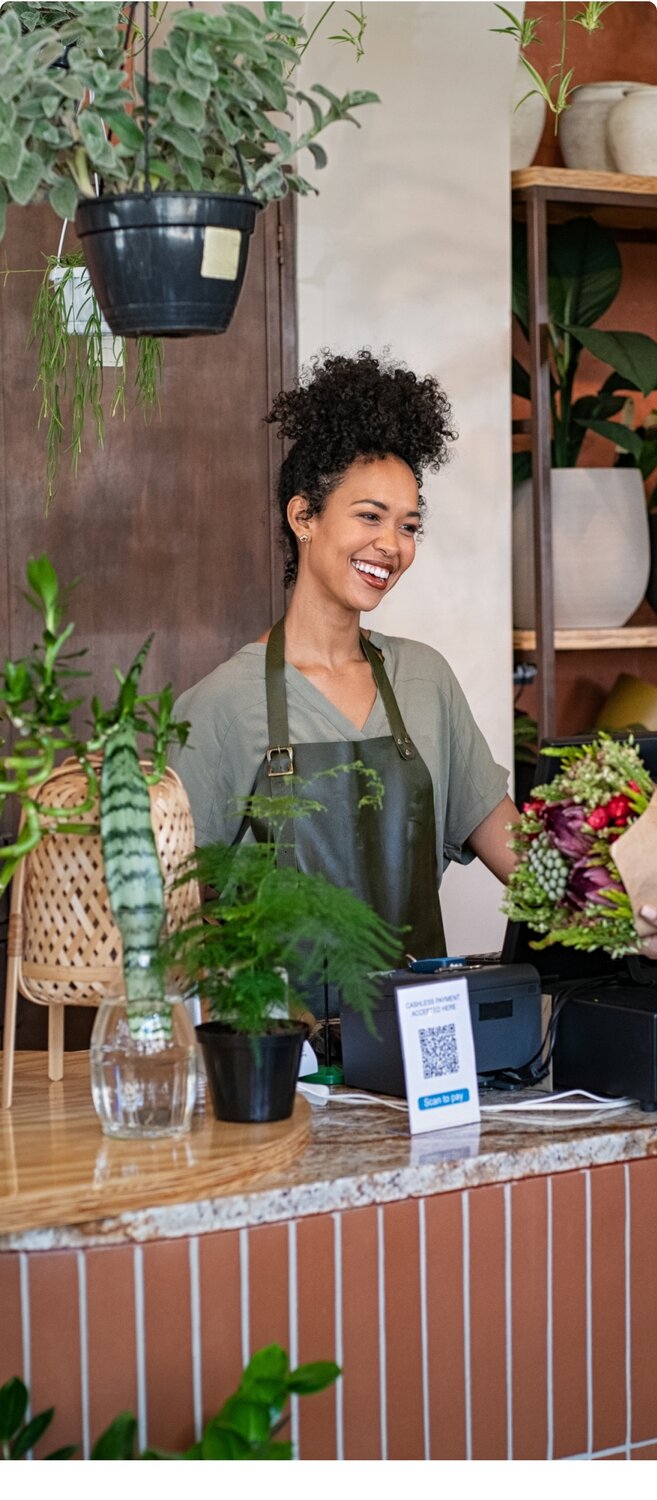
[{"xmin": 18, "ymin": 757, "xmax": 199, "ymax": 1008}]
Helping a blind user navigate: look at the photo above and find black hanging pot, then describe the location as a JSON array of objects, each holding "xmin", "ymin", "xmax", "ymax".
[
  {"xmin": 74, "ymin": 191, "xmax": 262, "ymax": 338},
  {"xmin": 196, "ymin": 1021, "xmax": 307, "ymax": 1124}
]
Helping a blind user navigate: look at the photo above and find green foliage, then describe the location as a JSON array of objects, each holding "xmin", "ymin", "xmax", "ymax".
[
  {"xmin": 162, "ymin": 769, "xmax": 402, "ymax": 1035},
  {"xmin": 493, "ymin": 2, "xmax": 613, "ymax": 128},
  {"xmin": 29, "ymin": 252, "xmax": 163, "ymax": 511},
  {"xmin": 1, "ymin": 1346, "xmax": 339, "ymax": 1461},
  {"xmin": 513, "ymin": 215, "xmax": 657, "ymax": 479},
  {"xmin": 514, "ymin": 710, "xmax": 539, "ymax": 765},
  {"xmin": 0, "ymin": 2, "xmax": 379, "ymax": 231},
  {"xmin": 0, "ymin": 556, "xmax": 188, "ymax": 939}
]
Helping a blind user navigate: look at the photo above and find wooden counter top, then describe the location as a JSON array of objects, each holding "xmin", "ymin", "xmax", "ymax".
[
  {"xmin": 4, "ymin": 1052, "xmax": 657, "ymax": 1252},
  {"xmin": 0, "ymin": 1052, "xmax": 310, "ymax": 1237}
]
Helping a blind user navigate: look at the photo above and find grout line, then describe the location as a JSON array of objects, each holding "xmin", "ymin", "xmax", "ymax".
[
  {"xmin": 567, "ymin": 1433, "xmax": 657, "ymax": 1461},
  {"xmin": 288, "ymin": 1220, "xmax": 299, "ymax": 1459},
  {"xmin": 546, "ymin": 1176, "xmax": 554, "ymax": 1462},
  {"xmin": 585, "ymin": 1170, "xmax": 593, "ymax": 1457},
  {"xmin": 333, "ymin": 1213, "xmax": 344, "ymax": 1462},
  {"xmin": 188, "ymin": 1238, "xmax": 203, "ymax": 1443},
  {"xmin": 462, "ymin": 1192, "xmax": 472, "ymax": 1461},
  {"xmin": 133, "ymin": 1246, "xmax": 147, "ymax": 1452},
  {"xmin": 504, "ymin": 1183, "xmax": 513, "ymax": 1461},
  {"xmin": 418, "ymin": 1198, "xmax": 431, "ymax": 1462},
  {"xmin": 239, "ymin": 1229, "xmax": 250, "ymax": 1368},
  {"xmin": 624, "ymin": 1163, "xmax": 632, "ymax": 1458},
  {"xmin": 76, "ymin": 1252, "xmax": 90, "ymax": 1460},
  {"xmin": 19, "ymin": 1253, "xmax": 32, "ymax": 1458},
  {"xmin": 377, "ymin": 1205, "xmax": 387, "ymax": 1461}
]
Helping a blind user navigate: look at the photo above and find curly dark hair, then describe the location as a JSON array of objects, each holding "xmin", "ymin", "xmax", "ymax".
[{"xmin": 265, "ymin": 349, "xmax": 457, "ymax": 587}]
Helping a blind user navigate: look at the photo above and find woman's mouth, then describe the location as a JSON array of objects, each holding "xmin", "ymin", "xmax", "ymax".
[{"xmin": 351, "ymin": 559, "xmax": 391, "ymax": 591}]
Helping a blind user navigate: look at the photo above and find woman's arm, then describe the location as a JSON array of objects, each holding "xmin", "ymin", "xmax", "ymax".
[{"xmin": 467, "ymin": 794, "xmax": 519, "ymax": 885}]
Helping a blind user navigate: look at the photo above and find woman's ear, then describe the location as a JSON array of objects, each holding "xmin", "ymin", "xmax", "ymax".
[{"xmin": 287, "ymin": 495, "xmax": 312, "ymax": 540}]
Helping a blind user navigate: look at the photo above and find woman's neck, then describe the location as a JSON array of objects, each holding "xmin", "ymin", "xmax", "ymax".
[{"xmin": 283, "ymin": 587, "xmax": 365, "ymax": 670}]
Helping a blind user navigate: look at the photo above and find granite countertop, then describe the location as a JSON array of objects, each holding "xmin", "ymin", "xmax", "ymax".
[{"xmin": 3, "ymin": 1060, "xmax": 657, "ymax": 1251}]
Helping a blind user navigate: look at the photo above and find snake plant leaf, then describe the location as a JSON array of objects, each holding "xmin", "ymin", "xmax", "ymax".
[
  {"xmin": 547, "ymin": 218, "xmax": 621, "ymax": 328},
  {"xmin": 566, "ymin": 326, "xmax": 657, "ymax": 397}
]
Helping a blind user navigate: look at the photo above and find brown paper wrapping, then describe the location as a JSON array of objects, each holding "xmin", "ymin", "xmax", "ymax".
[{"xmin": 610, "ymin": 788, "xmax": 657, "ymax": 937}]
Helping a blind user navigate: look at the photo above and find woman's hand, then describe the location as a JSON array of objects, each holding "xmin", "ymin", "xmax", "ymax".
[{"xmin": 640, "ymin": 905, "xmax": 657, "ymax": 962}]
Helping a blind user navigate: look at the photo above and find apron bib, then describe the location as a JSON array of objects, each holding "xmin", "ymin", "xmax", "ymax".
[{"xmin": 247, "ymin": 618, "xmax": 445, "ymax": 968}]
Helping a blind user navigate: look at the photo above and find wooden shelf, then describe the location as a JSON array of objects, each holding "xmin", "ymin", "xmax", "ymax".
[
  {"xmin": 514, "ymin": 627, "xmax": 657, "ymax": 652},
  {"xmin": 512, "ymin": 167, "xmax": 657, "ymax": 196},
  {"xmin": 512, "ymin": 167, "xmax": 657, "ymax": 233}
]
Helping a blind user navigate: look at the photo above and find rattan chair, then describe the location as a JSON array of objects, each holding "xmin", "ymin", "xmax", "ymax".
[{"xmin": 2, "ymin": 758, "xmax": 199, "ymax": 1108}]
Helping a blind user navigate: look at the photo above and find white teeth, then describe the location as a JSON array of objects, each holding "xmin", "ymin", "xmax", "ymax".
[{"xmin": 352, "ymin": 560, "xmax": 390, "ymax": 581}]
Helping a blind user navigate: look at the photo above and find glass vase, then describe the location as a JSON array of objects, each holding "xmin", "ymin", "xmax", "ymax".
[{"xmin": 90, "ymin": 993, "xmax": 198, "ymax": 1139}]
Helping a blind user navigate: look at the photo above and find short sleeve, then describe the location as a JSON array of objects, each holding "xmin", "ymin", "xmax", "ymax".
[
  {"xmin": 170, "ymin": 685, "xmax": 254, "ymax": 848},
  {"xmin": 442, "ymin": 671, "xmax": 509, "ymax": 868}
]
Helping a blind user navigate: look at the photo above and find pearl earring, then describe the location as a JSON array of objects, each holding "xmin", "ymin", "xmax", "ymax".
[{"xmin": 298, "ymin": 533, "xmax": 311, "ymax": 543}]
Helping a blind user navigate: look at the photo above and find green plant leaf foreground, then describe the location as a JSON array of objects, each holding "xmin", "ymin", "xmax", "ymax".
[{"xmin": 0, "ymin": 1346, "xmax": 339, "ymax": 1460}]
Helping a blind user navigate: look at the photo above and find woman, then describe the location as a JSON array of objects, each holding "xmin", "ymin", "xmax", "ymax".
[{"xmin": 170, "ymin": 349, "xmax": 518, "ymax": 966}]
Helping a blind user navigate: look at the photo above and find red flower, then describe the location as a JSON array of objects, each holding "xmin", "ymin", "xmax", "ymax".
[
  {"xmin": 587, "ymin": 806, "xmax": 609, "ymax": 830},
  {"xmin": 523, "ymin": 799, "xmax": 545, "ymax": 815},
  {"xmin": 607, "ymin": 794, "xmax": 632, "ymax": 826},
  {"xmin": 628, "ymin": 780, "xmax": 641, "ymax": 793}
]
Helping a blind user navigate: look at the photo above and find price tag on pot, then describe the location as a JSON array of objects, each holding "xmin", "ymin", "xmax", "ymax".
[
  {"xmin": 201, "ymin": 227, "xmax": 240, "ymax": 281},
  {"xmin": 395, "ymin": 977, "xmax": 480, "ymax": 1134}
]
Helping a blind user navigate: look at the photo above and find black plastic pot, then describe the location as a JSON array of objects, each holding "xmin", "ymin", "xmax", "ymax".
[
  {"xmin": 647, "ymin": 510, "xmax": 657, "ymax": 615},
  {"xmin": 75, "ymin": 192, "xmax": 262, "ymax": 338},
  {"xmin": 196, "ymin": 1021, "xmax": 306, "ymax": 1124}
]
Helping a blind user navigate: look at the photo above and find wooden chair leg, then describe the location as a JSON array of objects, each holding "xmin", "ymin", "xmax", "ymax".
[
  {"xmin": 48, "ymin": 1005, "xmax": 65, "ymax": 1083},
  {"xmin": 2, "ymin": 862, "xmax": 26, "ymax": 1111}
]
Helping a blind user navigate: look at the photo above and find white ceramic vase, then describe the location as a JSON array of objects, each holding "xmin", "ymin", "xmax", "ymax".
[
  {"xmin": 559, "ymin": 81, "xmax": 641, "ymax": 171},
  {"xmin": 511, "ymin": 59, "xmax": 546, "ymax": 170},
  {"xmin": 608, "ymin": 87, "xmax": 657, "ymax": 175},
  {"xmin": 512, "ymin": 468, "xmax": 650, "ymax": 630}
]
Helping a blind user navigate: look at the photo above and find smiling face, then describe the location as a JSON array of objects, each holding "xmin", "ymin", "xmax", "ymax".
[{"xmin": 288, "ymin": 454, "xmax": 421, "ymax": 614}]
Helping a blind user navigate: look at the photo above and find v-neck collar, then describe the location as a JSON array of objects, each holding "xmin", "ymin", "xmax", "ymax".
[{"xmin": 243, "ymin": 639, "xmax": 388, "ymax": 739}]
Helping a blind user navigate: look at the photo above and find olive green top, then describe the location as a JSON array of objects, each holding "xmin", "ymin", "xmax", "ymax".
[{"xmin": 170, "ymin": 632, "xmax": 509, "ymax": 884}]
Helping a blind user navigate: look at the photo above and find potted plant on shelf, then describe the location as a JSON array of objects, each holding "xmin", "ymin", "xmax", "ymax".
[
  {"xmin": 0, "ymin": 553, "xmax": 199, "ymax": 1135},
  {"xmin": 512, "ymin": 212, "xmax": 657, "ymax": 629},
  {"xmin": 0, "ymin": 1, "xmax": 379, "ymax": 337},
  {"xmin": 161, "ymin": 781, "xmax": 402, "ymax": 1124}
]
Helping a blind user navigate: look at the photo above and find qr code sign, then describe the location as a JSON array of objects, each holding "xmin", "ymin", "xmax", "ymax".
[{"xmin": 418, "ymin": 1022, "xmax": 459, "ymax": 1081}]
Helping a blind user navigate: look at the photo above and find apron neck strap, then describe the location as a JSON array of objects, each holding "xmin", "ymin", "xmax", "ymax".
[{"xmin": 265, "ymin": 618, "xmax": 415, "ymax": 763}]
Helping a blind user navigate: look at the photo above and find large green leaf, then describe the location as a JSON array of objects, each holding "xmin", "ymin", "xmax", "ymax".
[
  {"xmin": 548, "ymin": 217, "xmax": 621, "ymax": 328},
  {"xmin": 0, "ymin": 1377, "xmax": 28, "ymax": 1442},
  {"xmin": 582, "ymin": 418, "xmax": 643, "ymax": 462},
  {"xmin": 287, "ymin": 1360, "xmax": 341, "ymax": 1395},
  {"xmin": 10, "ymin": 1407, "xmax": 55, "ymax": 1458},
  {"xmin": 216, "ymin": 1397, "xmax": 271, "ymax": 1444},
  {"xmin": 567, "ymin": 326, "xmax": 657, "ymax": 396},
  {"xmin": 91, "ymin": 1412, "xmax": 138, "ymax": 1460}
]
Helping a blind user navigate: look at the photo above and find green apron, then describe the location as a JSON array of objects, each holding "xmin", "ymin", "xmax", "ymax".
[{"xmin": 247, "ymin": 619, "xmax": 446, "ymax": 988}]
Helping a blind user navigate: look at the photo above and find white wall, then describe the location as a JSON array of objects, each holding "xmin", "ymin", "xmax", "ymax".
[{"xmin": 296, "ymin": 2, "xmax": 517, "ymax": 953}]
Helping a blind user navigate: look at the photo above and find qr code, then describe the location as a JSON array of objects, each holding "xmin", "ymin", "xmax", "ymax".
[{"xmin": 418, "ymin": 1023, "xmax": 459, "ymax": 1081}]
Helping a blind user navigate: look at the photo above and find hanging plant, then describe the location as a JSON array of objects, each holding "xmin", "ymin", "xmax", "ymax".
[
  {"xmin": 0, "ymin": 2, "xmax": 380, "ymax": 337},
  {"xmin": 29, "ymin": 249, "xmax": 162, "ymax": 509}
]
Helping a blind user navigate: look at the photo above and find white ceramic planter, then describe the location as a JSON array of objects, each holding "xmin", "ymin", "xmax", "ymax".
[
  {"xmin": 49, "ymin": 265, "xmax": 123, "ymax": 367},
  {"xmin": 608, "ymin": 87, "xmax": 657, "ymax": 175},
  {"xmin": 511, "ymin": 59, "xmax": 546, "ymax": 170},
  {"xmin": 512, "ymin": 468, "xmax": 650, "ymax": 629},
  {"xmin": 559, "ymin": 81, "xmax": 641, "ymax": 171}
]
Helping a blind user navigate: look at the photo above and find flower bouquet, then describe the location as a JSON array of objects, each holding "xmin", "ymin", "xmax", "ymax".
[{"xmin": 502, "ymin": 735, "xmax": 656, "ymax": 957}]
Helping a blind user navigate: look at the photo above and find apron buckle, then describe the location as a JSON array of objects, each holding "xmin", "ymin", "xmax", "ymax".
[{"xmin": 267, "ymin": 744, "xmax": 295, "ymax": 777}]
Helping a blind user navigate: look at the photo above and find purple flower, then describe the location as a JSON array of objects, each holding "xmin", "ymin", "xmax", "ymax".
[
  {"xmin": 566, "ymin": 862, "xmax": 623, "ymax": 911},
  {"xmin": 542, "ymin": 802, "xmax": 592, "ymax": 860}
]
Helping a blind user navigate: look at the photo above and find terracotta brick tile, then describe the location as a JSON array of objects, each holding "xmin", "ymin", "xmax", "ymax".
[
  {"xmin": 424, "ymin": 1191, "xmax": 466, "ymax": 1459},
  {"xmin": 247, "ymin": 1222, "xmax": 289, "ymax": 1357},
  {"xmin": 0, "ymin": 1254, "xmax": 23, "ymax": 1389},
  {"xmin": 469, "ymin": 1183, "xmax": 507, "ymax": 1459},
  {"xmin": 552, "ymin": 1173, "xmax": 588, "ymax": 1459},
  {"xmin": 28, "ymin": 1250, "xmax": 81, "ymax": 1458},
  {"xmin": 340, "ymin": 1204, "xmax": 381, "ymax": 1460},
  {"xmin": 590, "ymin": 1164, "xmax": 627, "ymax": 1454},
  {"xmin": 296, "ymin": 1214, "xmax": 336, "ymax": 1460},
  {"xmin": 142, "ymin": 1238, "xmax": 195, "ymax": 1452},
  {"xmin": 198, "ymin": 1230, "xmax": 243, "ymax": 1423},
  {"xmin": 382, "ymin": 1198, "xmax": 424, "ymax": 1459},
  {"xmin": 85, "ymin": 1245, "xmax": 137, "ymax": 1451},
  {"xmin": 510, "ymin": 1177, "xmax": 548, "ymax": 1459},
  {"xmin": 632, "ymin": 1442, "xmax": 657, "ymax": 1459},
  {"xmin": 629, "ymin": 1158, "xmax": 657, "ymax": 1443}
]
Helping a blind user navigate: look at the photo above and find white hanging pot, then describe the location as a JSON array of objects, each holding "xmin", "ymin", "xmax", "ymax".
[
  {"xmin": 48, "ymin": 265, "xmax": 122, "ymax": 367},
  {"xmin": 511, "ymin": 59, "xmax": 546, "ymax": 170},
  {"xmin": 512, "ymin": 468, "xmax": 650, "ymax": 629},
  {"xmin": 559, "ymin": 81, "xmax": 642, "ymax": 172},
  {"xmin": 608, "ymin": 86, "xmax": 657, "ymax": 175}
]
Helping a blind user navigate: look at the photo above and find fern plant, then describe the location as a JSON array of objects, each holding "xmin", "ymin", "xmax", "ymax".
[
  {"xmin": 162, "ymin": 778, "xmax": 403, "ymax": 1036},
  {"xmin": 30, "ymin": 252, "xmax": 163, "ymax": 511}
]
